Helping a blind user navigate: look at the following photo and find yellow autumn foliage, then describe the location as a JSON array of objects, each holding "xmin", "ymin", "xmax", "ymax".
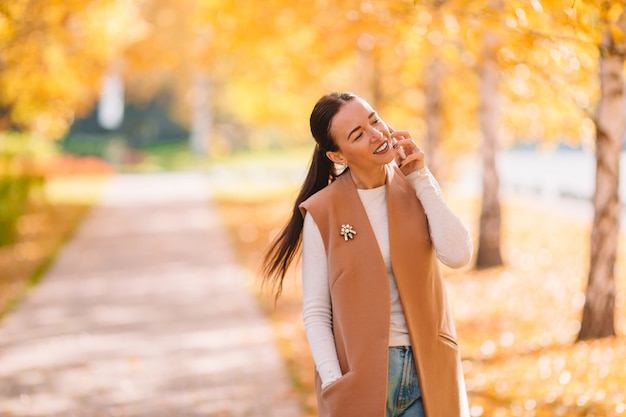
[
  {"xmin": 1, "ymin": 0, "xmax": 625, "ymax": 151},
  {"xmin": 0, "ymin": 0, "xmax": 139, "ymax": 139}
]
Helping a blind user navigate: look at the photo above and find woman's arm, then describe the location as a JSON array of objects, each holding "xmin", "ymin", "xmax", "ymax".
[
  {"xmin": 302, "ymin": 213, "xmax": 342, "ymax": 388},
  {"xmin": 407, "ymin": 167, "xmax": 473, "ymax": 268}
]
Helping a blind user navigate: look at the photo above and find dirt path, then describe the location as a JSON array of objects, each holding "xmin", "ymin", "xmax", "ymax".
[{"xmin": 0, "ymin": 172, "xmax": 301, "ymax": 417}]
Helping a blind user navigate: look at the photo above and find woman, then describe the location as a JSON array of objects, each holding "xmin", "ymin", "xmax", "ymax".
[{"xmin": 262, "ymin": 92, "xmax": 473, "ymax": 417}]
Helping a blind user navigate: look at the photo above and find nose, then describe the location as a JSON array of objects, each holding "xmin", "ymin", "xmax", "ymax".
[{"xmin": 366, "ymin": 125, "xmax": 384, "ymax": 141}]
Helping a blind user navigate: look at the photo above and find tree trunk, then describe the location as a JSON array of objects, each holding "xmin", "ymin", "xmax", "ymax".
[
  {"xmin": 97, "ymin": 67, "xmax": 124, "ymax": 131},
  {"xmin": 425, "ymin": 56, "xmax": 443, "ymax": 177},
  {"xmin": 476, "ymin": 29, "xmax": 503, "ymax": 269},
  {"xmin": 577, "ymin": 27, "xmax": 624, "ymax": 341},
  {"xmin": 355, "ymin": 48, "xmax": 378, "ymax": 108},
  {"xmin": 189, "ymin": 72, "xmax": 212, "ymax": 155}
]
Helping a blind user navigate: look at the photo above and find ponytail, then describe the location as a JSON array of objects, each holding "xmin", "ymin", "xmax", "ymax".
[
  {"xmin": 261, "ymin": 91, "xmax": 356, "ymax": 300},
  {"xmin": 261, "ymin": 145, "xmax": 337, "ymax": 300}
]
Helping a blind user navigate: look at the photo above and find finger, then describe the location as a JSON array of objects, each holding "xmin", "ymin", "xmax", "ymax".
[
  {"xmin": 397, "ymin": 152, "xmax": 425, "ymax": 169},
  {"xmin": 390, "ymin": 129, "xmax": 411, "ymax": 139},
  {"xmin": 393, "ymin": 136, "xmax": 416, "ymax": 145},
  {"xmin": 395, "ymin": 138, "xmax": 420, "ymax": 155},
  {"xmin": 401, "ymin": 151, "xmax": 424, "ymax": 163},
  {"xmin": 393, "ymin": 140, "xmax": 407, "ymax": 160},
  {"xmin": 390, "ymin": 134, "xmax": 411, "ymax": 145}
]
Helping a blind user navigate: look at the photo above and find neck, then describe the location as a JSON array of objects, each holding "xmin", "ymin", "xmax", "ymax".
[{"xmin": 349, "ymin": 166, "xmax": 387, "ymax": 189}]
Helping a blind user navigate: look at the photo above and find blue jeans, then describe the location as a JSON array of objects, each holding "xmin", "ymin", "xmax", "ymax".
[{"xmin": 387, "ymin": 346, "xmax": 425, "ymax": 417}]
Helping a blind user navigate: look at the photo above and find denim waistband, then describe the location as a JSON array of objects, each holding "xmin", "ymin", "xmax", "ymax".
[{"xmin": 389, "ymin": 345, "xmax": 412, "ymax": 351}]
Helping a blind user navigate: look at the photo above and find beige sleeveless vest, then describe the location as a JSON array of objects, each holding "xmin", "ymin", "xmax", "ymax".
[{"xmin": 299, "ymin": 164, "xmax": 469, "ymax": 417}]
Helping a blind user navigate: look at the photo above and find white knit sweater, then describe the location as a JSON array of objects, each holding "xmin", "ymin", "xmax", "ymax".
[{"xmin": 302, "ymin": 167, "xmax": 473, "ymax": 388}]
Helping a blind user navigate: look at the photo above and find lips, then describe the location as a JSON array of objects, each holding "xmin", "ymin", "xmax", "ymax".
[{"xmin": 373, "ymin": 140, "xmax": 390, "ymax": 155}]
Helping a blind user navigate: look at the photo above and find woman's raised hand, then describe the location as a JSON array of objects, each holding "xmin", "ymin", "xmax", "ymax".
[{"xmin": 390, "ymin": 129, "xmax": 425, "ymax": 175}]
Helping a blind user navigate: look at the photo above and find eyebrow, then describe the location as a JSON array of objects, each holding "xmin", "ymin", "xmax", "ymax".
[{"xmin": 347, "ymin": 111, "xmax": 376, "ymax": 141}]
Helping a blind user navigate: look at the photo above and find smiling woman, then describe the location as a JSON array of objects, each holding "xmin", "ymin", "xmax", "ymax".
[{"xmin": 262, "ymin": 92, "xmax": 474, "ymax": 417}]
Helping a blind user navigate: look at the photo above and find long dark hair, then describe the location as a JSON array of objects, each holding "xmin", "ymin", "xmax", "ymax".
[{"xmin": 261, "ymin": 92, "xmax": 356, "ymax": 300}]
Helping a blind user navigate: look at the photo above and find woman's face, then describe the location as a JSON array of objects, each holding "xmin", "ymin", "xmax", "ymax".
[{"xmin": 327, "ymin": 97, "xmax": 394, "ymax": 170}]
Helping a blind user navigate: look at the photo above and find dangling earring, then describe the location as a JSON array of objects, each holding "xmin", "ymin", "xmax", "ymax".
[{"xmin": 334, "ymin": 162, "xmax": 348, "ymax": 175}]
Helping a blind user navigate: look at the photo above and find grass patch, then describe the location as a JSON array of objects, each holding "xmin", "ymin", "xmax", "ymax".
[
  {"xmin": 125, "ymin": 140, "xmax": 313, "ymax": 177},
  {"xmin": 0, "ymin": 175, "xmax": 110, "ymax": 319}
]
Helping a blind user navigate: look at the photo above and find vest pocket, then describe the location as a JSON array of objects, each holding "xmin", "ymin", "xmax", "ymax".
[
  {"xmin": 438, "ymin": 332, "xmax": 458, "ymax": 349},
  {"xmin": 320, "ymin": 371, "xmax": 353, "ymax": 400},
  {"xmin": 321, "ymin": 371, "xmax": 348, "ymax": 392}
]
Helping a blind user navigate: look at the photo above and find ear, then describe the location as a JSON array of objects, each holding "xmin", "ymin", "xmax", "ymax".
[{"xmin": 326, "ymin": 150, "xmax": 346, "ymax": 165}]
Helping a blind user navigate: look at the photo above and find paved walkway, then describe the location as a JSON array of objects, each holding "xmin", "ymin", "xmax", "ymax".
[{"xmin": 0, "ymin": 172, "xmax": 302, "ymax": 417}]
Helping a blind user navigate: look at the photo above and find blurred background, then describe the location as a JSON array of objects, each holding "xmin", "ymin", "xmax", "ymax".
[{"xmin": 1, "ymin": 0, "xmax": 626, "ymax": 416}]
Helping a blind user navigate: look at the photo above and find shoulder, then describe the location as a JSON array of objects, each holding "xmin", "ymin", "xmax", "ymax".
[{"xmin": 300, "ymin": 171, "xmax": 349, "ymax": 213}]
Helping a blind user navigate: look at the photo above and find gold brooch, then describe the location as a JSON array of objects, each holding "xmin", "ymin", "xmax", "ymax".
[{"xmin": 340, "ymin": 224, "xmax": 357, "ymax": 241}]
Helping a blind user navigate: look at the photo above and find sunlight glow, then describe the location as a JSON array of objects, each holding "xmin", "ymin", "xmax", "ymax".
[
  {"xmin": 525, "ymin": 399, "xmax": 537, "ymax": 411},
  {"xmin": 360, "ymin": 2, "xmax": 374, "ymax": 14},
  {"xmin": 494, "ymin": 380, "xmax": 509, "ymax": 393},
  {"xmin": 357, "ymin": 33, "xmax": 376, "ymax": 51},
  {"xmin": 531, "ymin": 0, "xmax": 544, "ymax": 12},
  {"xmin": 558, "ymin": 371, "xmax": 572, "ymax": 385},
  {"xmin": 499, "ymin": 331, "xmax": 515, "ymax": 347},
  {"xmin": 480, "ymin": 340, "xmax": 496, "ymax": 357},
  {"xmin": 417, "ymin": 11, "xmax": 431, "ymax": 25},
  {"xmin": 505, "ymin": 17, "xmax": 517, "ymax": 29},
  {"xmin": 470, "ymin": 405, "xmax": 484, "ymax": 416},
  {"xmin": 443, "ymin": 15, "xmax": 459, "ymax": 34},
  {"xmin": 427, "ymin": 31, "xmax": 443, "ymax": 46},
  {"xmin": 515, "ymin": 8, "xmax": 528, "ymax": 26}
]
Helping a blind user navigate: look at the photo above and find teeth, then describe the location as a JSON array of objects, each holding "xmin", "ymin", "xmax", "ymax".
[{"xmin": 374, "ymin": 141, "xmax": 388, "ymax": 154}]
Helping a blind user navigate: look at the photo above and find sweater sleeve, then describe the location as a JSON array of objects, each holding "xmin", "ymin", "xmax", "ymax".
[
  {"xmin": 407, "ymin": 167, "xmax": 473, "ymax": 268},
  {"xmin": 302, "ymin": 212, "xmax": 343, "ymax": 388}
]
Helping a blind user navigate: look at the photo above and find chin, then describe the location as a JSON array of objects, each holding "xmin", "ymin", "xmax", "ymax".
[{"xmin": 382, "ymin": 154, "xmax": 395, "ymax": 164}]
